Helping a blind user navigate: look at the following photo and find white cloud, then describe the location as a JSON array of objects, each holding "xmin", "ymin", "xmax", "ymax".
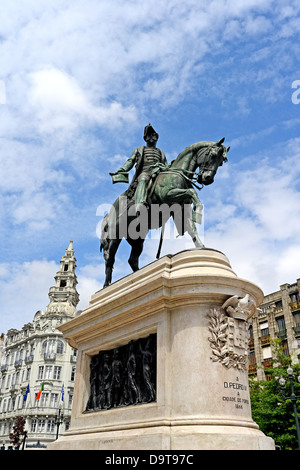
[
  {"xmin": 0, "ymin": 139, "xmax": 65, "ymax": 193},
  {"xmin": 277, "ymin": 245, "xmax": 300, "ymax": 285},
  {"xmin": 10, "ymin": 190, "xmax": 68, "ymax": 230},
  {"xmin": 0, "ymin": 260, "xmax": 58, "ymax": 333},
  {"xmin": 29, "ymin": 68, "xmax": 92, "ymax": 131},
  {"xmin": 1, "ymin": 0, "xmax": 288, "ymax": 126},
  {"xmin": 0, "ymin": 137, "xmax": 73, "ymax": 232},
  {"xmin": 29, "ymin": 67, "xmax": 137, "ymax": 133},
  {"xmin": 231, "ymin": 154, "xmax": 300, "ymax": 242},
  {"xmin": 76, "ymin": 275, "xmax": 100, "ymax": 311}
]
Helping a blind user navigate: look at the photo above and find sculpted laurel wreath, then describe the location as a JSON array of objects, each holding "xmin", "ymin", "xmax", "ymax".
[{"xmin": 207, "ymin": 308, "xmax": 247, "ymax": 371}]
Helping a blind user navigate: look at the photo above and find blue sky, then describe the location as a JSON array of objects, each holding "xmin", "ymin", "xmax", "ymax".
[{"xmin": 1, "ymin": 0, "xmax": 300, "ymax": 333}]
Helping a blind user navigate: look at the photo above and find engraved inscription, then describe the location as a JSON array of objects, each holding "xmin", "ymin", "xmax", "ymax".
[{"xmin": 222, "ymin": 376, "xmax": 250, "ymax": 409}]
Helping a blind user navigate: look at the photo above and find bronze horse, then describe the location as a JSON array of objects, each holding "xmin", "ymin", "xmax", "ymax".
[{"xmin": 100, "ymin": 138, "xmax": 229, "ymax": 287}]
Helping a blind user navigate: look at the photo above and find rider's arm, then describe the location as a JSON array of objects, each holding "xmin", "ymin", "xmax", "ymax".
[{"xmin": 112, "ymin": 148, "xmax": 138, "ymax": 174}]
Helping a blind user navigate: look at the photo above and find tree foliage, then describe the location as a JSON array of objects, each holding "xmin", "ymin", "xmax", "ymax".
[
  {"xmin": 249, "ymin": 339, "xmax": 300, "ymax": 450},
  {"xmin": 9, "ymin": 416, "xmax": 26, "ymax": 450}
]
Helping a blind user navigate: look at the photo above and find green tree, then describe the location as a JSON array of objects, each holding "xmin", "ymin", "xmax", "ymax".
[{"xmin": 249, "ymin": 339, "xmax": 300, "ymax": 450}]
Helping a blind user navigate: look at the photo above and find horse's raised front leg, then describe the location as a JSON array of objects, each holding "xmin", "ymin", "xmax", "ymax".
[
  {"xmin": 164, "ymin": 188, "xmax": 205, "ymax": 248},
  {"xmin": 165, "ymin": 188, "xmax": 203, "ymax": 224}
]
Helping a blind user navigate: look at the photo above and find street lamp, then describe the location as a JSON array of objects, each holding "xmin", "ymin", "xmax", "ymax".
[
  {"xmin": 21, "ymin": 430, "xmax": 27, "ymax": 450},
  {"xmin": 278, "ymin": 366, "xmax": 300, "ymax": 450},
  {"xmin": 54, "ymin": 408, "xmax": 64, "ymax": 440}
]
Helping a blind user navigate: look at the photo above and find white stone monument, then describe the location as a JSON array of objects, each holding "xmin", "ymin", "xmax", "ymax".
[{"xmin": 48, "ymin": 249, "xmax": 275, "ymax": 450}]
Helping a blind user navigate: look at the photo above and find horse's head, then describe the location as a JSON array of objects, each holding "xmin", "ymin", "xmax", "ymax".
[{"xmin": 196, "ymin": 137, "xmax": 229, "ymax": 185}]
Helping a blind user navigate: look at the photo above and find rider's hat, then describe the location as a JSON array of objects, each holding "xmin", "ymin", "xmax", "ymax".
[{"xmin": 144, "ymin": 123, "xmax": 159, "ymax": 141}]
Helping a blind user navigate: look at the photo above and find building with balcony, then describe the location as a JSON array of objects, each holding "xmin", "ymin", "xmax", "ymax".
[
  {"xmin": 249, "ymin": 278, "xmax": 300, "ymax": 380},
  {"xmin": 0, "ymin": 240, "xmax": 81, "ymax": 449}
]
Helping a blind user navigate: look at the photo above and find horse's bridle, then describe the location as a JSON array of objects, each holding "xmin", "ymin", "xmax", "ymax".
[
  {"xmin": 149, "ymin": 144, "xmax": 225, "ymax": 192},
  {"xmin": 167, "ymin": 144, "xmax": 224, "ymax": 190}
]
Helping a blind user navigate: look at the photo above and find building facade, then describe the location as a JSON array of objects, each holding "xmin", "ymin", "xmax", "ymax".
[
  {"xmin": 0, "ymin": 240, "xmax": 80, "ymax": 449},
  {"xmin": 249, "ymin": 278, "xmax": 300, "ymax": 380}
]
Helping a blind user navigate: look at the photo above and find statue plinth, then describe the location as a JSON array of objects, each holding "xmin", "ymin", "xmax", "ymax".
[{"xmin": 48, "ymin": 249, "xmax": 274, "ymax": 450}]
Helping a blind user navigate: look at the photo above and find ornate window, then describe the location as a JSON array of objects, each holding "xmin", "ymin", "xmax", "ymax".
[
  {"xmin": 30, "ymin": 419, "xmax": 37, "ymax": 432},
  {"xmin": 56, "ymin": 340, "xmax": 64, "ymax": 354},
  {"xmin": 38, "ymin": 366, "xmax": 44, "ymax": 379},
  {"xmin": 53, "ymin": 366, "xmax": 61, "ymax": 380},
  {"xmin": 37, "ymin": 419, "xmax": 45, "ymax": 432},
  {"xmin": 45, "ymin": 365, "xmax": 52, "ymax": 379},
  {"xmin": 47, "ymin": 419, "xmax": 55, "ymax": 432},
  {"xmin": 50, "ymin": 393, "xmax": 59, "ymax": 408}
]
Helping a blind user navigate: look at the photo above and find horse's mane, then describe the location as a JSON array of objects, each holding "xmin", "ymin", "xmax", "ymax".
[{"xmin": 170, "ymin": 140, "xmax": 216, "ymax": 168}]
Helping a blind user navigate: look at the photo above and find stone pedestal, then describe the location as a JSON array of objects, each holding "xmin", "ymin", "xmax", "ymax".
[{"xmin": 48, "ymin": 249, "xmax": 275, "ymax": 450}]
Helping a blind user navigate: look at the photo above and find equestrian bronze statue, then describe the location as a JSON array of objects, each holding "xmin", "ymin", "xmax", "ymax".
[{"xmin": 100, "ymin": 124, "xmax": 229, "ymax": 287}]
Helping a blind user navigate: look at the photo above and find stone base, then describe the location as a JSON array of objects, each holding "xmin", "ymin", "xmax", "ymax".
[
  {"xmin": 48, "ymin": 249, "xmax": 275, "ymax": 451},
  {"xmin": 50, "ymin": 424, "xmax": 274, "ymax": 450}
]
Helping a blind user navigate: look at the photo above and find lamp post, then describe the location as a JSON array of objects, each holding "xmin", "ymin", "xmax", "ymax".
[
  {"xmin": 278, "ymin": 366, "xmax": 300, "ymax": 450},
  {"xmin": 21, "ymin": 430, "xmax": 27, "ymax": 450},
  {"xmin": 54, "ymin": 408, "xmax": 64, "ymax": 440}
]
